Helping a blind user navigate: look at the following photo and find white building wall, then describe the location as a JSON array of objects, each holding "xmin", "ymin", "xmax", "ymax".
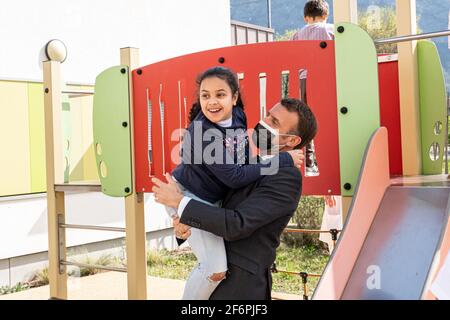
[
  {"xmin": 0, "ymin": 0, "xmax": 231, "ymax": 83},
  {"xmin": 0, "ymin": 193, "xmax": 177, "ymax": 260}
]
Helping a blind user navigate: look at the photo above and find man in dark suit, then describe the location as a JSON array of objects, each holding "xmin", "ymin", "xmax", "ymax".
[{"xmin": 152, "ymin": 98, "xmax": 317, "ymax": 299}]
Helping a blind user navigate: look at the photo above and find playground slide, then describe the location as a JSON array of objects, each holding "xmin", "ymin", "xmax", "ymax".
[{"xmin": 313, "ymin": 127, "xmax": 450, "ymax": 300}]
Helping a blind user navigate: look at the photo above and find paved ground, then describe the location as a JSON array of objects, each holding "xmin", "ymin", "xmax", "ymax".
[{"xmin": 0, "ymin": 272, "xmax": 300, "ymax": 300}]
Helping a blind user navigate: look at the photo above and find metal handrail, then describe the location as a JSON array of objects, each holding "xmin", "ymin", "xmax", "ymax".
[
  {"xmin": 59, "ymin": 223, "xmax": 126, "ymax": 233},
  {"xmin": 60, "ymin": 260, "xmax": 127, "ymax": 273},
  {"xmin": 61, "ymin": 90, "xmax": 94, "ymax": 95},
  {"xmin": 284, "ymin": 228, "xmax": 342, "ymax": 234},
  {"xmin": 375, "ymin": 30, "xmax": 450, "ymax": 45}
]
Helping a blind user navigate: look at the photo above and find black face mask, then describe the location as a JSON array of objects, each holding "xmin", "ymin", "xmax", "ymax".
[
  {"xmin": 252, "ymin": 120, "xmax": 298, "ymax": 152},
  {"xmin": 252, "ymin": 121, "xmax": 276, "ymax": 152}
]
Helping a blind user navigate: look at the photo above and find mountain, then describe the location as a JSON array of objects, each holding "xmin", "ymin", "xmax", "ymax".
[{"xmin": 231, "ymin": 0, "xmax": 450, "ymax": 91}]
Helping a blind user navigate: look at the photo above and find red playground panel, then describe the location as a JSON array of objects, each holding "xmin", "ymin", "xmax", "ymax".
[
  {"xmin": 132, "ymin": 40, "xmax": 341, "ymax": 195},
  {"xmin": 378, "ymin": 56, "xmax": 403, "ymax": 176}
]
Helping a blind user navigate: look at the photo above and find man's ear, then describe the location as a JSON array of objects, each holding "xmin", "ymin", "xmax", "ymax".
[{"xmin": 288, "ymin": 136, "xmax": 302, "ymax": 148}]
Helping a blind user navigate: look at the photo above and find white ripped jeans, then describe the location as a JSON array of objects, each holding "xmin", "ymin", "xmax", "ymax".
[{"xmin": 165, "ymin": 183, "xmax": 227, "ymax": 300}]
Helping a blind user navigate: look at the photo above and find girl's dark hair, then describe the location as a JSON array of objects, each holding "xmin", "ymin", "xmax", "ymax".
[{"xmin": 188, "ymin": 66, "xmax": 244, "ymax": 123}]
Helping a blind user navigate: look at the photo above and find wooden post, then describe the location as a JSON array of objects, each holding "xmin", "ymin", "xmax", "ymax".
[
  {"xmin": 120, "ymin": 48, "xmax": 148, "ymax": 300},
  {"xmin": 396, "ymin": 0, "xmax": 422, "ymax": 175},
  {"xmin": 333, "ymin": 0, "xmax": 358, "ymax": 24},
  {"xmin": 43, "ymin": 61, "xmax": 67, "ymax": 299}
]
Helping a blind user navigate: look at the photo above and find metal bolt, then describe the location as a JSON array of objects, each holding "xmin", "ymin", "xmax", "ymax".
[
  {"xmin": 124, "ymin": 187, "xmax": 130, "ymax": 193},
  {"xmin": 137, "ymin": 69, "xmax": 142, "ymax": 75},
  {"xmin": 340, "ymin": 107, "xmax": 348, "ymax": 114},
  {"xmin": 344, "ymin": 183, "xmax": 352, "ymax": 191},
  {"xmin": 320, "ymin": 41, "xmax": 327, "ymax": 49},
  {"xmin": 120, "ymin": 68, "xmax": 126, "ymax": 74},
  {"xmin": 337, "ymin": 26, "xmax": 345, "ymax": 33},
  {"xmin": 300, "ymin": 272, "xmax": 308, "ymax": 284},
  {"xmin": 330, "ymin": 229, "xmax": 339, "ymax": 241},
  {"xmin": 45, "ymin": 88, "xmax": 49, "ymax": 93},
  {"xmin": 122, "ymin": 121, "xmax": 128, "ymax": 127},
  {"xmin": 218, "ymin": 57, "xmax": 225, "ymax": 64}
]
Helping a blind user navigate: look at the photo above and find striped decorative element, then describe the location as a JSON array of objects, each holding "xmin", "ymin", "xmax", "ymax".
[{"xmin": 28, "ymin": 82, "xmax": 46, "ymax": 193}]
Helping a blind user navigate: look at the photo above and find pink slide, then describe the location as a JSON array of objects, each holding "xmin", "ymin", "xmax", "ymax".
[{"xmin": 313, "ymin": 127, "xmax": 450, "ymax": 300}]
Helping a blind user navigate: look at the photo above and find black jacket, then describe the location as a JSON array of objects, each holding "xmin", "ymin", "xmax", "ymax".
[{"xmin": 179, "ymin": 166, "xmax": 302, "ymax": 300}]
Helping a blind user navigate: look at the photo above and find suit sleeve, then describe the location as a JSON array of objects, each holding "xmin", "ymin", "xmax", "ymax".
[{"xmin": 179, "ymin": 168, "xmax": 302, "ymax": 241}]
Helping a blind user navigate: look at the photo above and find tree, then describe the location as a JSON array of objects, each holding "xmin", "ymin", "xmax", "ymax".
[
  {"xmin": 359, "ymin": 5, "xmax": 422, "ymax": 54},
  {"xmin": 275, "ymin": 29, "xmax": 297, "ymax": 41},
  {"xmin": 358, "ymin": 5, "xmax": 398, "ymax": 54}
]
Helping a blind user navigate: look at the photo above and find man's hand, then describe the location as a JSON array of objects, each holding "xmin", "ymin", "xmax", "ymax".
[
  {"xmin": 173, "ymin": 218, "xmax": 191, "ymax": 240},
  {"xmin": 151, "ymin": 173, "xmax": 184, "ymax": 209},
  {"xmin": 286, "ymin": 149, "xmax": 305, "ymax": 169}
]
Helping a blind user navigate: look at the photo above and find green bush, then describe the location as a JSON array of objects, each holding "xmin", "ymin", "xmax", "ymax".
[{"xmin": 281, "ymin": 196, "xmax": 327, "ymax": 249}]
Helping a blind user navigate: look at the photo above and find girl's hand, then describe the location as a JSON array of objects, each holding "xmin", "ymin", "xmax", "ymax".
[
  {"xmin": 151, "ymin": 173, "xmax": 183, "ymax": 208},
  {"xmin": 287, "ymin": 149, "xmax": 305, "ymax": 169}
]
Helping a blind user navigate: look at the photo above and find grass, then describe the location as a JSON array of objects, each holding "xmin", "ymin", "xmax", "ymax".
[
  {"xmin": 271, "ymin": 243, "xmax": 329, "ymax": 297},
  {"xmin": 147, "ymin": 249, "xmax": 197, "ymax": 280},
  {"xmin": 146, "ymin": 245, "xmax": 329, "ymax": 298},
  {"xmin": 0, "ymin": 283, "xmax": 30, "ymax": 295}
]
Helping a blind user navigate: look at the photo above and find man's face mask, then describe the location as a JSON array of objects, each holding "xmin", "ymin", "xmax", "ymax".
[{"xmin": 252, "ymin": 120, "xmax": 298, "ymax": 152}]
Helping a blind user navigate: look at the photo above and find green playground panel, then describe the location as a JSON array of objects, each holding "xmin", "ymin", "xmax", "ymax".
[
  {"xmin": 417, "ymin": 40, "xmax": 447, "ymax": 175},
  {"xmin": 93, "ymin": 66, "xmax": 132, "ymax": 197},
  {"xmin": 335, "ymin": 23, "xmax": 381, "ymax": 196}
]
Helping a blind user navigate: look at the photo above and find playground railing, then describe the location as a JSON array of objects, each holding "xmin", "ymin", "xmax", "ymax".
[{"xmin": 271, "ymin": 227, "xmax": 342, "ymax": 300}]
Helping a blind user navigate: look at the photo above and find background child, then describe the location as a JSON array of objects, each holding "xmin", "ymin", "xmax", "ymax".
[
  {"xmin": 166, "ymin": 66, "xmax": 303, "ymax": 299},
  {"xmin": 292, "ymin": 0, "xmax": 334, "ymax": 177}
]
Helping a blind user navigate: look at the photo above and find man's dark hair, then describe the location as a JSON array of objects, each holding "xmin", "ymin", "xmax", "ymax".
[
  {"xmin": 280, "ymin": 98, "xmax": 317, "ymax": 149},
  {"xmin": 304, "ymin": 0, "xmax": 330, "ymax": 18}
]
